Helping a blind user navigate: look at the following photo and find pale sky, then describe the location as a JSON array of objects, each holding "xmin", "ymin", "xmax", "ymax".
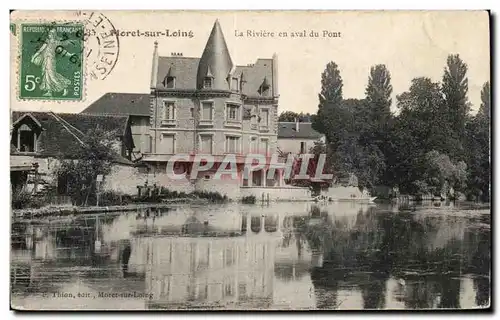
[{"xmin": 10, "ymin": 11, "xmax": 490, "ymax": 114}]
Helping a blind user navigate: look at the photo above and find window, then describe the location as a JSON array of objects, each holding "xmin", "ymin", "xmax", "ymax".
[
  {"xmin": 231, "ymin": 77, "xmax": 239, "ymax": 91},
  {"xmin": 17, "ymin": 124, "xmax": 36, "ymax": 152},
  {"xmin": 162, "ymin": 101, "xmax": 175, "ymax": 120},
  {"xmin": 198, "ymin": 284, "xmax": 208, "ymax": 299},
  {"xmin": 226, "ymin": 104, "xmax": 240, "ymax": 121},
  {"xmin": 261, "ymin": 139, "xmax": 269, "ymax": 155},
  {"xmin": 225, "ymin": 136, "xmax": 240, "ymax": 153},
  {"xmin": 190, "ymin": 107, "xmax": 194, "ymax": 118},
  {"xmin": 250, "ymin": 137, "xmax": 258, "ymax": 153},
  {"xmin": 203, "ymin": 77, "xmax": 212, "ymax": 89},
  {"xmin": 224, "ymin": 248, "xmax": 234, "ymax": 266},
  {"xmin": 300, "ymin": 142, "xmax": 306, "ymax": 154},
  {"xmin": 201, "ymin": 102, "xmax": 213, "ymax": 121},
  {"xmin": 166, "ymin": 76, "xmax": 175, "ymax": 89},
  {"xmin": 224, "ymin": 281, "xmax": 234, "ymax": 297},
  {"xmin": 260, "ymin": 109, "xmax": 269, "ymax": 127},
  {"xmin": 160, "ymin": 134, "xmax": 175, "ymax": 154},
  {"xmin": 238, "ymin": 283, "xmax": 247, "ymax": 299},
  {"xmin": 200, "ymin": 135, "xmax": 213, "ymax": 154},
  {"xmin": 196, "ymin": 245, "xmax": 210, "ymax": 270},
  {"xmin": 57, "ymin": 174, "xmax": 68, "ymax": 195}
]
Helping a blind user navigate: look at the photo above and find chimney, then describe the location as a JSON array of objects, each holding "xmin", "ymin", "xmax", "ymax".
[
  {"xmin": 150, "ymin": 41, "xmax": 159, "ymax": 89},
  {"xmin": 272, "ymin": 53, "xmax": 278, "ymax": 97},
  {"xmin": 295, "ymin": 118, "xmax": 299, "ymax": 132}
]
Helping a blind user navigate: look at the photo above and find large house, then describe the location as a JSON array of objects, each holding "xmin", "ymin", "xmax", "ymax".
[{"xmin": 143, "ymin": 19, "xmax": 281, "ymax": 198}]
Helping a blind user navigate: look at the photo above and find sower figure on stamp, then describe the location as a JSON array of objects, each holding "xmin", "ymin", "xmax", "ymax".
[{"xmin": 31, "ymin": 28, "xmax": 72, "ymax": 97}]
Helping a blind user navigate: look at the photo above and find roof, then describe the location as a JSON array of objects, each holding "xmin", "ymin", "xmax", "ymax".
[
  {"xmin": 152, "ymin": 20, "xmax": 276, "ymax": 97},
  {"xmin": 11, "ymin": 111, "xmax": 133, "ymax": 165},
  {"xmin": 234, "ymin": 59, "xmax": 275, "ymax": 97},
  {"xmin": 12, "ymin": 111, "xmax": 85, "ymax": 157},
  {"xmin": 278, "ymin": 122, "xmax": 324, "ymax": 139},
  {"xmin": 80, "ymin": 92, "xmax": 150, "ymax": 116},
  {"xmin": 196, "ymin": 19, "xmax": 233, "ymax": 90},
  {"xmin": 57, "ymin": 113, "xmax": 129, "ymax": 137},
  {"xmin": 156, "ymin": 57, "xmax": 200, "ymax": 90}
]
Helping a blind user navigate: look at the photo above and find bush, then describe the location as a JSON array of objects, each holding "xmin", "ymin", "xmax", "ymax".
[
  {"xmin": 99, "ymin": 191, "xmax": 133, "ymax": 206},
  {"xmin": 11, "ymin": 189, "xmax": 44, "ymax": 209},
  {"xmin": 241, "ymin": 195, "xmax": 256, "ymax": 204},
  {"xmin": 133, "ymin": 186, "xmax": 191, "ymax": 203},
  {"xmin": 191, "ymin": 191, "xmax": 228, "ymax": 203}
]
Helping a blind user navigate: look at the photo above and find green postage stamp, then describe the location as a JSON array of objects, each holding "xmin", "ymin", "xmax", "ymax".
[{"xmin": 19, "ymin": 23, "xmax": 84, "ymax": 101}]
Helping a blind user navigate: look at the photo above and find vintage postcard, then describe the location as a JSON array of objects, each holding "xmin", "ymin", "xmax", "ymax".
[{"xmin": 10, "ymin": 10, "xmax": 491, "ymax": 311}]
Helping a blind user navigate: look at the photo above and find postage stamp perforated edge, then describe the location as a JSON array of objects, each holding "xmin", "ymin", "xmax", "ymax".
[{"xmin": 12, "ymin": 19, "xmax": 88, "ymax": 103}]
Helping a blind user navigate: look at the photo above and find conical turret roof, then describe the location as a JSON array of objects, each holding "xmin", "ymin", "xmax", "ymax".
[{"xmin": 196, "ymin": 20, "xmax": 233, "ymax": 90}]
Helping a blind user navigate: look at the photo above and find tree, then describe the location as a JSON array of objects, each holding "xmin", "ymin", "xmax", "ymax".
[
  {"xmin": 278, "ymin": 111, "xmax": 311, "ymax": 122},
  {"xmin": 422, "ymin": 150, "xmax": 467, "ymax": 196},
  {"xmin": 365, "ymin": 64, "xmax": 393, "ymax": 124},
  {"xmin": 477, "ymin": 81, "xmax": 490, "ymax": 123},
  {"xmin": 364, "ymin": 64, "xmax": 394, "ymax": 185},
  {"xmin": 465, "ymin": 81, "xmax": 490, "ymax": 200},
  {"xmin": 392, "ymin": 78, "xmax": 446, "ymax": 192},
  {"xmin": 56, "ymin": 127, "xmax": 119, "ymax": 206},
  {"xmin": 313, "ymin": 62, "xmax": 343, "ymax": 138},
  {"xmin": 442, "ymin": 54, "xmax": 471, "ymax": 157}
]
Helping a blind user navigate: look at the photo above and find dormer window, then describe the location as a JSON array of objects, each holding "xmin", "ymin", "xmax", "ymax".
[
  {"xmin": 203, "ymin": 77, "xmax": 212, "ymax": 89},
  {"xmin": 231, "ymin": 77, "xmax": 239, "ymax": 92},
  {"xmin": 17, "ymin": 124, "xmax": 37, "ymax": 152},
  {"xmin": 258, "ymin": 77, "xmax": 270, "ymax": 96},
  {"xmin": 165, "ymin": 76, "xmax": 175, "ymax": 89},
  {"xmin": 11, "ymin": 114, "xmax": 42, "ymax": 154}
]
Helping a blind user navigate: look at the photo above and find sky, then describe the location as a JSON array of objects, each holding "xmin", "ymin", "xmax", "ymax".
[{"xmin": 10, "ymin": 10, "xmax": 490, "ymax": 114}]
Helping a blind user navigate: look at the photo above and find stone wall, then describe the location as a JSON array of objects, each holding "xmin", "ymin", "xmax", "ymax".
[
  {"xmin": 103, "ymin": 164, "xmax": 194, "ymax": 195},
  {"xmin": 240, "ymin": 186, "xmax": 312, "ymax": 202},
  {"xmin": 194, "ymin": 170, "xmax": 241, "ymax": 199}
]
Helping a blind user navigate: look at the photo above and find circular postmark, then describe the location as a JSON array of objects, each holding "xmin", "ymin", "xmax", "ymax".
[{"xmin": 79, "ymin": 11, "xmax": 120, "ymax": 81}]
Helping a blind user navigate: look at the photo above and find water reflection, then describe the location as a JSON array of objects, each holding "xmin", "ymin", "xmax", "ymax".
[{"xmin": 11, "ymin": 202, "xmax": 490, "ymax": 310}]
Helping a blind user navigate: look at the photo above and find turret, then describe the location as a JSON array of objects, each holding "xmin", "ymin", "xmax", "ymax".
[{"xmin": 196, "ymin": 20, "xmax": 233, "ymax": 90}]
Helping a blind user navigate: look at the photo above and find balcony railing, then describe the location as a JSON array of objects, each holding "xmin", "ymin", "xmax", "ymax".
[
  {"xmin": 259, "ymin": 125, "xmax": 270, "ymax": 132},
  {"xmin": 224, "ymin": 120, "xmax": 242, "ymax": 128},
  {"xmin": 160, "ymin": 119, "xmax": 177, "ymax": 127},
  {"xmin": 198, "ymin": 119, "xmax": 214, "ymax": 126}
]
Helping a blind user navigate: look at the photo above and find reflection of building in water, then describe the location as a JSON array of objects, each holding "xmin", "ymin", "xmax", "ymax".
[{"xmin": 127, "ymin": 215, "xmax": 281, "ymax": 309}]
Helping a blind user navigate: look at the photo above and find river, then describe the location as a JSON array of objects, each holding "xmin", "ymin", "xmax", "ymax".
[{"xmin": 10, "ymin": 201, "xmax": 490, "ymax": 310}]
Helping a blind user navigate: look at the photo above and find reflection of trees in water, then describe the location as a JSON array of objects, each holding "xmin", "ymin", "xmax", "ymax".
[
  {"xmin": 469, "ymin": 227, "xmax": 491, "ymax": 307},
  {"xmin": 473, "ymin": 277, "xmax": 490, "ymax": 307},
  {"xmin": 359, "ymin": 273, "xmax": 387, "ymax": 309},
  {"xmin": 437, "ymin": 277, "xmax": 461, "ymax": 309},
  {"xmin": 290, "ymin": 206, "xmax": 490, "ymax": 309},
  {"xmin": 403, "ymin": 280, "xmax": 440, "ymax": 309}
]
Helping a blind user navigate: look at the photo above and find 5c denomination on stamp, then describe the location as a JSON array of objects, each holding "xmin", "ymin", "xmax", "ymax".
[{"xmin": 19, "ymin": 23, "xmax": 84, "ymax": 101}]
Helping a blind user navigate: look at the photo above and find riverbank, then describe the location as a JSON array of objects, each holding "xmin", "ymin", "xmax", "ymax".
[{"xmin": 11, "ymin": 199, "xmax": 192, "ymax": 220}]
